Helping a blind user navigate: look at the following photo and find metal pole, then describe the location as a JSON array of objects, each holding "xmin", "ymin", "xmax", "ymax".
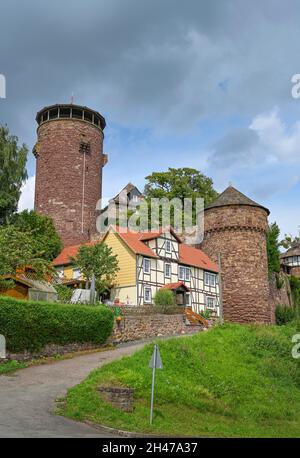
[
  {"xmin": 218, "ymin": 253, "xmax": 224, "ymax": 324},
  {"xmin": 150, "ymin": 344, "xmax": 157, "ymax": 424}
]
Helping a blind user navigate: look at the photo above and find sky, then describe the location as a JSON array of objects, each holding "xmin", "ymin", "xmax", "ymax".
[{"xmin": 0, "ymin": 0, "xmax": 300, "ymax": 237}]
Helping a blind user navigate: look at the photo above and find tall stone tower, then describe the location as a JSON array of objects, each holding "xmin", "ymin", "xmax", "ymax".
[
  {"xmin": 34, "ymin": 104, "xmax": 107, "ymax": 246},
  {"xmin": 201, "ymin": 186, "xmax": 272, "ymax": 323}
]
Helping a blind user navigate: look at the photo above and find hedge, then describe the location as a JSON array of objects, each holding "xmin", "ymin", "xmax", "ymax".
[{"xmin": 0, "ymin": 296, "xmax": 114, "ymax": 353}]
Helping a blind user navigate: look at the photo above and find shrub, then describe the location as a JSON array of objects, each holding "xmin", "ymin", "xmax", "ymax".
[
  {"xmin": 153, "ymin": 289, "xmax": 176, "ymax": 314},
  {"xmin": 200, "ymin": 309, "xmax": 211, "ymax": 320},
  {"xmin": 0, "ymin": 296, "xmax": 114, "ymax": 353},
  {"xmin": 275, "ymin": 304, "xmax": 295, "ymax": 326},
  {"xmin": 54, "ymin": 284, "xmax": 73, "ymax": 303}
]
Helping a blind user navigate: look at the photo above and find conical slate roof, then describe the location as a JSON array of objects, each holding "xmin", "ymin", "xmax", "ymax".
[{"xmin": 205, "ymin": 186, "xmax": 270, "ymax": 215}]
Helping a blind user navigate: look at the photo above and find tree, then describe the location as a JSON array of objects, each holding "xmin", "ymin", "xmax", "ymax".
[
  {"xmin": 10, "ymin": 210, "xmax": 62, "ymax": 261},
  {"xmin": 0, "ymin": 125, "xmax": 28, "ymax": 224},
  {"xmin": 280, "ymin": 234, "xmax": 300, "ymax": 250},
  {"xmin": 73, "ymin": 243, "xmax": 119, "ymax": 297},
  {"xmin": 0, "ymin": 225, "xmax": 53, "ymax": 281},
  {"xmin": 266, "ymin": 222, "xmax": 281, "ymax": 274},
  {"xmin": 143, "ymin": 167, "xmax": 218, "ymax": 228},
  {"xmin": 144, "ymin": 167, "xmax": 218, "ymax": 204}
]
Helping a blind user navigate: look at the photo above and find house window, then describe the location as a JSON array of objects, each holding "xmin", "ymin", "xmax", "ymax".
[
  {"xmin": 186, "ymin": 293, "xmax": 191, "ymax": 306},
  {"xmin": 179, "ymin": 266, "xmax": 185, "ymax": 280},
  {"xmin": 179, "ymin": 266, "xmax": 190, "ymax": 281},
  {"xmin": 144, "ymin": 258, "xmax": 151, "ymax": 274},
  {"xmin": 144, "ymin": 287, "xmax": 152, "ymax": 303},
  {"xmin": 185, "ymin": 268, "xmax": 190, "ymax": 282},
  {"xmin": 206, "ymin": 296, "xmax": 215, "ymax": 308},
  {"xmin": 73, "ymin": 268, "xmax": 81, "ymax": 279},
  {"xmin": 165, "ymin": 262, "xmax": 171, "ymax": 278},
  {"xmin": 205, "ymin": 272, "xmax": 216, "ymax": 287},
  {"xmin": 57, "ymin": 267, "xmax": 64, "ymax": 279},
  {"xmin": 165, "ymin": 240, "xmax": 171, "ymax": 253}
]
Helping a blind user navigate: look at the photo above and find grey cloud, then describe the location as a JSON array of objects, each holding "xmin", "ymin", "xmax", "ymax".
[
  {"xmin": 1, "ymin": 0, "xmax": 300, "ymax": 148},
  {"xmin": 210, "ymin": 128, "xmax": 259, "ymax": 168}
]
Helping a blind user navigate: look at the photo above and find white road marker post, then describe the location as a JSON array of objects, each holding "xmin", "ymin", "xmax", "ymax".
[{"xmin": 149, "ymin": 344, "xmax": 163, "ymax": 424}]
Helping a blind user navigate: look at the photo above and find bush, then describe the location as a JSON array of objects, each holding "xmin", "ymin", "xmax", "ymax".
[
  {"xmin": 275, "ymin": 304, "xmax": 295, "ymax": 326},
  {"xmin": 153, "ymin": 289, "xmax": 176, "ymax": 314},
  {"xmin": 200, "ymin": 309, "xmax": 211, "ymax": 320},
  {"xmin": 0, "ymin": 296, "xmax": 114, "ymax": 353},
  {"xmin": 54, "ymin": 284, "xmax": 73, "ymax": 303}
]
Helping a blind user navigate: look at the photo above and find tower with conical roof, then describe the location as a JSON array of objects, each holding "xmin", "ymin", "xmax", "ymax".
[{"xmin": 201, "ymin": 186, "xmax": 272, "ymax": 323}]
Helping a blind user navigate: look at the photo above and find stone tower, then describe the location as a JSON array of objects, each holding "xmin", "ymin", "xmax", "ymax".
[
  {"xmin": 200, "ymin": 186, "xmax": 272, "ymax": 323},
  {"xmin": 34, "ymin": 104, "xmax": 107, "ymax": 247}
]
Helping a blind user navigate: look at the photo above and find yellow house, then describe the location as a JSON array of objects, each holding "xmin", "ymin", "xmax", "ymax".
[{"xmin": 53, "ymin": 226, "xmax": 220, "ymax": 314}]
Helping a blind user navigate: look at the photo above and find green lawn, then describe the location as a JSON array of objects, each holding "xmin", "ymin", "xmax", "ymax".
[
  {"xmin": 60, "ymin": 322, "xmax": 300, "ymax": 437},
  {"xmin": 0, "ymin": 360, "xmax": 26, "ymax": 374}
]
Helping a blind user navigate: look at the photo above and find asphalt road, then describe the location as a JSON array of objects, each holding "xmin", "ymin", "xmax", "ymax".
[{"xmin": 0, "ymin": 342, "xmax": 145, "ymax": 438}]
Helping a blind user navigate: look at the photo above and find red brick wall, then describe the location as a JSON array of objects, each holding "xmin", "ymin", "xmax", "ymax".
[
  {"xmin": 34, "ymin": 119, "xmax": 104, "ymax": 246},
  {"xmin": 200, "ymin": 205, "xmax": 273, "ymax": 324},
  {"xmin": 291, "ymin": 266, "xmax": 300, "ymax": 279}
]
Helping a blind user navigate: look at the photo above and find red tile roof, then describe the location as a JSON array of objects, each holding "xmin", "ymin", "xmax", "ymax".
[
  {"xmin": 53, "ymin": 226, "xmax": 218, "ymax": 273},
  {"xmin": 179, "ymin": 243, "xmax": 218, "ymax": 272},
  {"xmin": 161, "ymin": 281, "xmax": 190, "ymax": 291},
  {"xmin": 116, "ymin": 230, "xmax": 159, "ymax": 259},
  {"xmin": 52, "ymin": 242, "xmax": 96, "ymax": 266}
]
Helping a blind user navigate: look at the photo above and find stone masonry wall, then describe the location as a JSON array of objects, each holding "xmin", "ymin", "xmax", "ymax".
[
  {"xmin": 34, "ymin": 118, "xmax": 105, "ymax": 246},
  {"xmin": 200, "ymin": 205, "xmax": 273, "ymax": 324},
  {"xmin": 109, "ymin": 313, "xmax": 201, "ymax": 343},
  {"xmin": 291, "ymin": 266, "xmax": 300, "ymax": 279}
]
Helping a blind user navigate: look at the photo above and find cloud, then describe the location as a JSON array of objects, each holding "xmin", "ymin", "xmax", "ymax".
[
  {"xmin": 18, "ymin": 175, "xmax": 35, "ymax": 212},
  {"xmin": 210, "ymin": 108, "xmax": 300, "ymax": 169}
]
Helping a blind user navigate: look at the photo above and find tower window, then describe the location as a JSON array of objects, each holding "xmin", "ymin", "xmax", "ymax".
[
  {"xmin": 60, "ymin": 107, "xmax": 71, "ymax": 118},
  {"xmin": 73, "ymin": 108, "xmax": 83, "ymax": 119},
  {"xmin": 84, "ymin": 111, "xmax": 93, "ymax": 122},
  {"xmin": 79, "ymin": 141, "xmax": 91, "ymax": 154},
  {"xmin": 49, "ymin": 108, "xmax": 58, "ymax": 120}
]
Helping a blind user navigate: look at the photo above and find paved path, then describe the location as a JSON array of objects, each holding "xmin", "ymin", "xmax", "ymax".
[{"xmin": 0, "ymin": 342, "xmax": 145, "ymax": 438}]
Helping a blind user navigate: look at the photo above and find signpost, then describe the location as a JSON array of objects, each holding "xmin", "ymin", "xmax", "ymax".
[{"xmin": 149, "ymin": 344, "xmax": 163, "ymax": 424}]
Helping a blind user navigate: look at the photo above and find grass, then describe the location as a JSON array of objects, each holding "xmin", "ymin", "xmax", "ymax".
[
  {"xmin": 0, "ymin": 360, "xmax": 26, "ymax": 374},
  {"xmin": 60, "ymin": 322, "xmax": 300, "ymax": 437}
]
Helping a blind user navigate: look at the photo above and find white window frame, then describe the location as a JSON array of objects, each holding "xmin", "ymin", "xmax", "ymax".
[
  {"xmin": 73, "ymin": 268, "xmax": 81, "ymax": 280},
  {"xmin": 143, "ymin": 258, "xmax": 151, "ymax": 274},
  {"xmin": 185, "ymin": 292, "xmax": 191, "ymax": 306},
  {"xmin": 144, "ymin": 287, "xmax": 152, "ymax": 304},
  {"xmin": 185, "ymin": 267, "xmax": 190, "ymax": 282},
  {"xmin": 165, "ymin": 262, "xmax": 171, "ymax": 278},
  {"xmin": 179, "ymin": 266, "xmax": 185, "ymax": 280},
  {"xmin": 57, "ymin": 267, "xmax": 64, "ymax": 279},
  {"xmin": 165, "ymin": 240, "xmax": 171, "ymax": 253},
  {"xmin": 206, "ymin": 296, "xmax": 215, "ymax": 309},
  {"xmin": 205, "ymin": 272, "xmax": 216, "ymax": 287}
]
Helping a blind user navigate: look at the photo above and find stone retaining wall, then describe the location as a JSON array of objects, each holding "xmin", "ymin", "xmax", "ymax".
[
  {"xmin": 109, "ymin": 313, "xmax": 202, "ymax": 343},
  {"xmin": 5, "ymin": 342, "xmax": 103, "ymax": 362}
]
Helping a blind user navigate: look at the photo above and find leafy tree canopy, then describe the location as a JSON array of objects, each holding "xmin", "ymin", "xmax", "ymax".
[
  {"xmin": 10, "ymin": 210, "xmax": 62, "ymax": 261},
  {"xmin": 73, "ymin": 243, "xmax": 119, "ymax": 295},
  {"xmin": 280, "ymin": 234, "xmax": 300, "ymax": 250},
  {"xmin": 144, "ymin": 167, "xmax": 218, "ymax": 205},
  {"xmin": 143, "ymin": 167, "xmax": 218, "ymax": 228},
  {"xmin": 0, "ymin": 125, "xmax": 28, "ymax": 224},
  {"xmin": 266, "ymin": 222, "xmax": 281, "ymax": 274},
  {"xmin": 0, "ymin": 225, "xmax": 53, "ymax": 279}
]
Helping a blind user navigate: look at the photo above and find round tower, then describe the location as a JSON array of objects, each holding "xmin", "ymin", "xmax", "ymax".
[
  {"xmin": 201, "ymin": 186, "xmax": 272, "ymax": 323},
  {"xmin": 34, "ymin": 104, "xmax": 107, "ymax": 246}
]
